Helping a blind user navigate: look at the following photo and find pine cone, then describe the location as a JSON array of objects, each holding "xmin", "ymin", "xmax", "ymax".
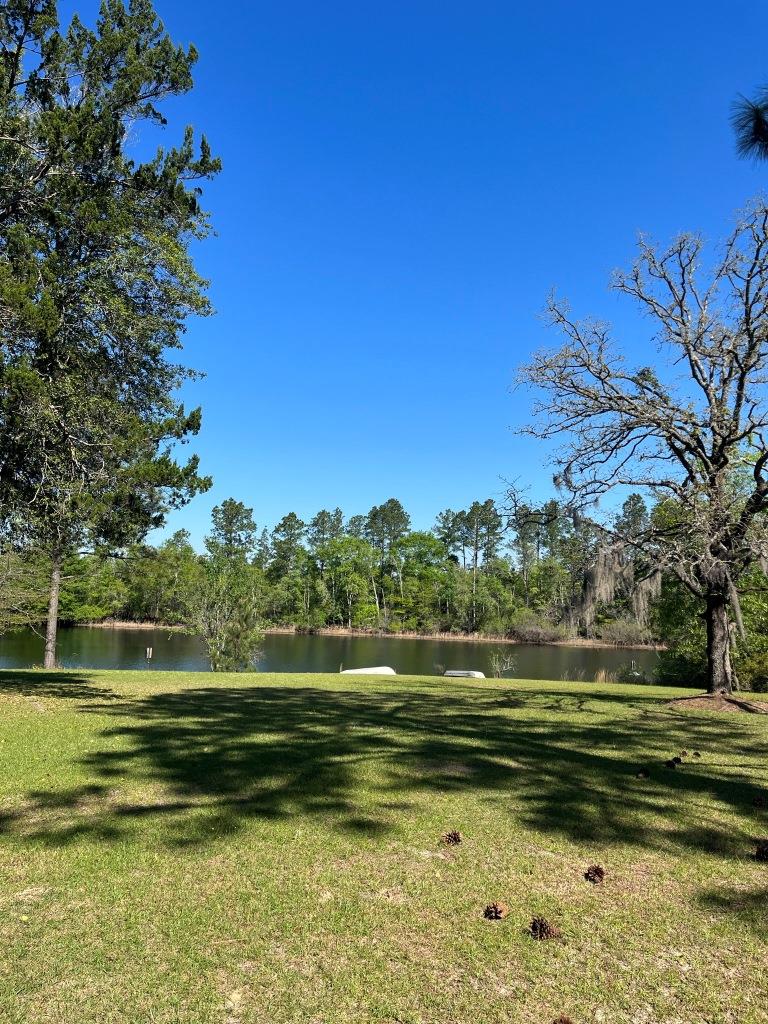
[
  {"xmin": 664, "ymin": 759, "xmax": 677, "ymax": 769},
  {"xmin": 584, "ymin": 864, "xmax": 605, "ymax": 884},
  {"xmin": 680, "ymin": 750, "xmax": 689, "ymax": 757},
  {"xmin": 692, "ymin": 750, "xmax": 701, "ymax": 758},
  {"xmin": 529, "ymin": 915, "xmax": 561, "ymax": 940},
  {"xmin": 552, "ymin": 1017, "xmax": 575, "ymax": 1024},
  {"xmin": 483, "ymin": 901, "xmax": 509, "ymax": 920},
  {"xmin": 441, "ymin": 830, "xmax": 462, "ymax": 846},
  {"xmin": 755, "ymin": 838, "xmax": 768, "ymax": 862},
  {"xmin": 672, "ymin": 755, "xmax": 683, "ymax": 765}
]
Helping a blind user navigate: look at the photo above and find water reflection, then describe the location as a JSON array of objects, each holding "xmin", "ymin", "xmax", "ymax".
[{"xmin": 0, "ymin": 626, "xmax": 660, "ymax": 680}]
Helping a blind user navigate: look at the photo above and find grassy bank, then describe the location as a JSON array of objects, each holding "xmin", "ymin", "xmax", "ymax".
[{"xmin": 0, "ymin": 671, "xmax": 766, "ymax": 1023}]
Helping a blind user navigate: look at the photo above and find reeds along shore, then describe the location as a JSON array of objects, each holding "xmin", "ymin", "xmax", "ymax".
[{"xmin": 81, "ymin": 620, "xmax": 665, "ymax": 649}]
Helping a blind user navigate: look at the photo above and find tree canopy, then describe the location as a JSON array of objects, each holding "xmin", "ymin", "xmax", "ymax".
[{"xmin": 0, "ymin": 0, "xmax": 219, "ymax": 665}]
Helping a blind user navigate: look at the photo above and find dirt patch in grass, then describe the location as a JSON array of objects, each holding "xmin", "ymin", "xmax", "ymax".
[{"xmin": 669, "ymin": 693, "xmax": 768, "ymax": 714}]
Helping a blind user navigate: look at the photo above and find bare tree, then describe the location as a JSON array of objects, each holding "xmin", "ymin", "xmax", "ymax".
[
  {"xmin": 517, "ymin": 201, "xmax": 768, "ymax": 695},
  {"xmin": 488, "ymin": 647, "xmax": 517, "ymax": 679}
]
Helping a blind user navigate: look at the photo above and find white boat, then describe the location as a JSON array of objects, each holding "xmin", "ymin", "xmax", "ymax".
[
  {"xmin": 340, "ymin": 666, "xmax": 396, "ymax": 675},
  {"xmin": 444, "ymin": 670, "xmax": 485, "ymax": 678}
]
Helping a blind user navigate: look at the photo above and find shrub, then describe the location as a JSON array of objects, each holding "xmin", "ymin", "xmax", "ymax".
[
  {"xmin": 736, "ymin": 651, "xmax": 768, "ymax": 692},
  {"xmin": 655, "ymin": 642, "xmax": 707, "ymax": 688},
  {"xmin": 597, "ymin": 618, "xmax": 650, "ymax": 646},
  {"xmin": 507, "ymin": 608, "xmax": 568, "ymax": 644},
  {"xmin": 488, "ymin": 647, "xmax": 517, "ymax": 678}
]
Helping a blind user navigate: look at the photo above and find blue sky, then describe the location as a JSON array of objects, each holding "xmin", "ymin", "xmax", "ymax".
[{"xmin": 68, "ymin": 1, "xmax": 766, "ymax": 544}]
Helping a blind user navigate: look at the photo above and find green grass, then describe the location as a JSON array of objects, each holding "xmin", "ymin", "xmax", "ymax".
[{"xmin": 0, "ymin": 670, "xmax": 766, "ymax": 1024}]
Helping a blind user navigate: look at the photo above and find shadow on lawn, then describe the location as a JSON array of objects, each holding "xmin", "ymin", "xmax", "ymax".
[
  {"xmin": 0, "ymin": 679, "xmax": 766, "ymax": 856},
  {"xmin": 697, "ymin": 884, "xmax": 768, "ymax": 935},
  {"xmin": 0, "ymin": 669, "xmax": 119, "ymax": 702}
]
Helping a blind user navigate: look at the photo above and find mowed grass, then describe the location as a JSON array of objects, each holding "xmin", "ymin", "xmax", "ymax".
[{"xmin": 0, "ymin": 671, "xmax": 766, "ymax": 1024}]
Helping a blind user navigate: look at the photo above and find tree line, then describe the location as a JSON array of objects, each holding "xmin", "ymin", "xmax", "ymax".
[
  {"xmin": 3, "ymin": 493, "xmax": 767, "ymax": 688},
  {"xmin": 0, "ymin": 493, "xmax": 646, "ymax": 639}
]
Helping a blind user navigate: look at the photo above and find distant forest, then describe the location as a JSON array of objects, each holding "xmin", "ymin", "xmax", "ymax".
[{"xmin": 4, "ymin": 493, "xmax": 768, "ymax": 687}]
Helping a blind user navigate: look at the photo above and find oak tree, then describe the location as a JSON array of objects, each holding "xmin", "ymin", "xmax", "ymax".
[{"xmin": 518, "ymin": 202, "xmax": 768, "ymax": 694}]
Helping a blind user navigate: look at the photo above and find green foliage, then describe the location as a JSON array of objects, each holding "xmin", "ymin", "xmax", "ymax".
[
  {"xmin": 736, "ymin": 651, "xmax": 768, "ymax": 692},
  {"xmin": 653, "ymin": 568, "xmax": 768, "ymax": 689},
  {"xmin": 120, "ymin": 531, "xmax": 201, "ymax": 625},
  {"xmin": 506, "ymin": 607, "xmax": 567, "ymax": 644},
  {"xmin": 205, "ymin": 500, "xmax": 257, "ymax": 562},
  {"xmin": 58, "ymin": 554, "xmax": 127, "ymax": 623},
  {"xmin": 0, "ymin": 0, "xmax": 217, "ymax": 661},
  {"xmin": 597, "ymin": 618, "xmax": 650, "ymax": 646},
  {"xmin": 365, "ymin": 498, "xmax": 410, "ymax": 556},
  {"xmin": 0, "ymin": 547, "xmax": 48, "ymax": 628},
  {"xmin": 652, "ymin": 579, "xmax": 708, "ymax": 686},
  {"xmin": 322, "ymin": 535, "xmax": 378, "ymax": 628},
  {"xmin": 183, "ymin": 501, "xmax": 264, "ymax": 671},
  {"xmin": 187, "ymin": 554, "xmax": 263, "ymax": 672}
]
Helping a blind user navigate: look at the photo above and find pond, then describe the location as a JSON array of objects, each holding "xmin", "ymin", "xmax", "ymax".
[{"xmin": 0, "ymin": 626, "xmax": 662, "ymax": 681}]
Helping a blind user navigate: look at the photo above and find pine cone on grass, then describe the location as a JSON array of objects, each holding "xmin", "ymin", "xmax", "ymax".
[
  {"xmin": 584, "ymin": 864, "xmax": 605, "ymax": 884},
  {"xmin": 483, "ymin": 901, "xmax": 509, "ymax": 920},
  {"xmin": 441, "ymin": 830, "xmax": 462, "ymax": 846},
  {"xmin": 692, "ymin": 750, "xmax": 701, "ymax": 758},
  {"xmin": 529, "ymin": 915, "xmax": 561, "ymax": 940},
  {"xmin": 552, "ymin": 1017, "xmax": 575, "ymax": 1024},
  {"xmin": 755, "ymin": 838, "xmax": 768, "ymax": 862},
  {"xmin": 664, "ymin": 759, "xmax": 677, "ymax": 769}
]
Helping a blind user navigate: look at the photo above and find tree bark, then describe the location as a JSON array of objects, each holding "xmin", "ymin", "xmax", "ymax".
[
  {"xmin": 705, "ymin": 594, "xmax": 733, "ymax": 694},
  {"xmin": 370, "ymin": 573, "xmax": 380, "ymax": 625},
  {"xmin": 43, "ymin": 552, "xmax": 62, "ymax": 670}
]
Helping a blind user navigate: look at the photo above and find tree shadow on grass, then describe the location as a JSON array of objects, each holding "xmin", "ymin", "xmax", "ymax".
[
  {"xmin": 0, "ymin": 669, "xmax": 120, "ymax": 702},
  {"xmin": 697, "ymin": 884, "xmax": 768, "ymax": 936},
  {"xmin": 0, "ymin": 683, "xmax": 766, "ymax": 857}
]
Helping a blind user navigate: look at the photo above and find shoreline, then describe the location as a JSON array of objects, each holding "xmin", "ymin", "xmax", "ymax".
[{"xmin": 82, "ymin": 620, "xmax": 665, "ymax": 651}]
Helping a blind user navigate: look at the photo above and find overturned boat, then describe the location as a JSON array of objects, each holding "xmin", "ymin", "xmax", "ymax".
[{"xmin": 340, "ymin": 666, "xmax": 396, "ymax": 675}]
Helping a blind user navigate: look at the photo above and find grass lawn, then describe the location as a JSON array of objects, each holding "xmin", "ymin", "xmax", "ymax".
[{"xmin": 0, "ymin": 670, "xmax": 766, "ymax": 1024}]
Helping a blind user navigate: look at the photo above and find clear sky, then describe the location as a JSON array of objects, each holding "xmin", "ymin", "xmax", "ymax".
[{"xmin": 66, "ymin": 1, "xmax": 766, "ymax": 544}]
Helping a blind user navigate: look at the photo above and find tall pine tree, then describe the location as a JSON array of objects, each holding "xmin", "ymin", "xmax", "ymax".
[{"xmin": 0, "ymin": 1, "xmax": 219, "ymax": 665}]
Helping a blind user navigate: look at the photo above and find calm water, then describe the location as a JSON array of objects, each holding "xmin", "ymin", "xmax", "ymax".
[{"xmin": 0, "ymin": 626, "xmax": 660, "ymax": 680}]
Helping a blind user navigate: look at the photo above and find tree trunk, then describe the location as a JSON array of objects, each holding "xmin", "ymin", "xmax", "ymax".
[
  {"xmin": 370, "ymin": 573, "xmax": 380, "ymax": 625},
  {"xmin": 705, "ymin": 594, "xmax": 734, "ymax": 694},
  {"xmin": 471, "ymin": 548, "xmax": 478, "ymax": 631},
  {"xmin": 43, "ymin": 552, "xmax": 62, "ymax": 670}
]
